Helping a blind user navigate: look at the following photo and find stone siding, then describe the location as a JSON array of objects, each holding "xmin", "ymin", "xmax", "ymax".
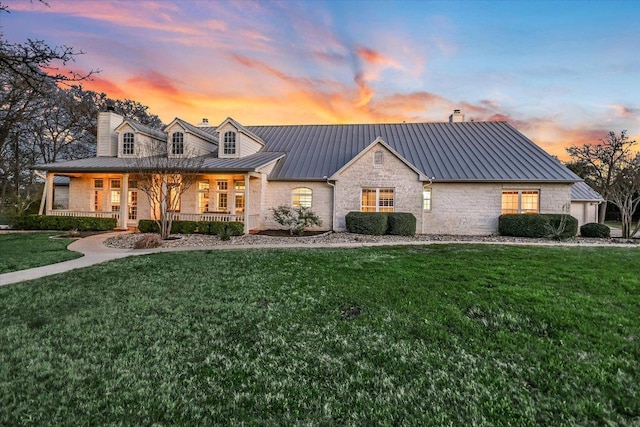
[
  {"xmin": 262, "ymin": 181, "xmax": 333, "ymax": 231},
  {"xmin": 333, "ymin": 144, "xmax": 423, "ymax": 230}
]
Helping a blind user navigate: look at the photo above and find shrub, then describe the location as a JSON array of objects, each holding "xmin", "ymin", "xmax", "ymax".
[
  {"xmin": 218, "ymin": 224, "xmax": 234, "ymax": 241},
  {"xmin": 499, "ymin": 214, "xmax": 578, "ymax": 239},
  {"xmin": 137, "ymin": 220, "xmax": 160, "ymax": 233},
  {"xmin": 387, "ymin": 213, "xmax": 416, "ymax": 236},
  {"xmin": 209, "ymin": 221, "xmax": 243, "ymax": 236},
  {"xmin": 499, "ymin": 214, "xmax": 553, "ymax": 238},
  {"xmin": 272, "ymin": 205, "xmax": 322, "ymax": 235},
  {"xmin": 543, "ymin": 214, "xmax": 578, "ymax": 240},
  {"xmin": 133, "ymin": 234, "xmax": 162, "ymax": 249},
  {"xmin": 11, "ymin": 215, "xmax": 116, "ymax": 231},
  {"xmin": 580, "ymin": 222, "xmax": 610, "ymax": 238},
  {"xmin": 171, "ymin": 220, "xmax": 198, "ymax": 234},
  {"xmin": 345, "ymin": 212, "xmax": 388, "ymax": 235}
]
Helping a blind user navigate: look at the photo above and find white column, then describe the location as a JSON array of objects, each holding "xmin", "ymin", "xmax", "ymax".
[
  {"xmin": 244, "ymin": 174, "xmax": 250, "ymax": 234},
  {"xmin": 120, "ymin": 173, "xmax": 129, "ymax": 229},
  {"xmin": 45, "ymin": 172, "xmax": 54, "ymax": 214}
]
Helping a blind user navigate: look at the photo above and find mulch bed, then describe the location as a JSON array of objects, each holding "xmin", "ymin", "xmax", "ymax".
[{"xmin": 254, "ymin": 229, "xmax": 329, "ymax": 237}]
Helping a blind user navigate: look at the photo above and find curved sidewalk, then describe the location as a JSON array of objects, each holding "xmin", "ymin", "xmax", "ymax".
[{"xmin": 1, "ymin": 232, "xmax": 638, "ymax": 287}]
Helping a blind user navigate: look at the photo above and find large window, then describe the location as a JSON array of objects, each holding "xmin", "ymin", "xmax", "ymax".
[
  {"xmin": 172, "ymin": 132, "xmax": 184, "ymax": 155},
  {"xmin": 292, "ymin": 187, "xmax": 312, "ymax": 208},
  {"xmin": 110, "ymin": 179, "xmax": 121, "ymax": 212},
  {"xmin": 362, "ymin": 188, "xmax": 394, "ymax": 212},
  {"xmin": 128, "ymin": 191, "xmax": 137, "ymax": 220},
  {"xmin": 502, "ymin": 190, "xmax": 539, "ymax": 214},
  {"xmin": 216, "ymin": 180, "xmax": 228, "ymax": 211},
  {"xmin": 123, "ymin": 133, "xmax": 134, "ymax": 155},
  {"xmin": 93, "ymin": 179, "xmax": 104, "ymax": 211},
  {"xmin": 198, "ymin": 180, "xmax": 210, "ymax": 213},
  {"xmin": 223, "ymin": 131, "xmax": 236, "ymax": 155}
]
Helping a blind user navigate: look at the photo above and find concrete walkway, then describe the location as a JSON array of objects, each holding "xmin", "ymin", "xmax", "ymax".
[{"xmin": 1, "ymin": 231, "xmax": 638, "ymax": 287}]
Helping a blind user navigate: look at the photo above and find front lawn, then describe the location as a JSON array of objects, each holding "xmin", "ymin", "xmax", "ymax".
[
  {"xmin": 0, "ymin": 232, "xmax": 82, "ymax": 273},
  {"xmin": 0, "ymin": 245, "xmax": 638, "ymax": 425}
]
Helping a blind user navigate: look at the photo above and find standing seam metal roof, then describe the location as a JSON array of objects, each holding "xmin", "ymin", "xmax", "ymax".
[{"xmin": 239, "ymin": 121, "xmax": 580, "ymax": 182}]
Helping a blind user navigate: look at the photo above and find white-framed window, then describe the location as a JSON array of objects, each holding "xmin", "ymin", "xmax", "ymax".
[
  {"xmin": 217, "ymin": 193, "xmax": 228, "ymax": 211},
  {"xmin": 292, "ymin": 187, "xmax": 313, "ymax": 208},
  {"xmin": 93, "ymin": 179, "xmax": 104, "ymax": 211},
  {"xmin": 110, "ymin": 179, "xmax": 121, "ymax": 212},
  {"xmin": 198, "ymin": 180, "xmax": 210, "ymax": 213},
  {"xmin": 373, "ymin": 150, "xmax": 383, "ymax": 167},
  {"xmin": 224, "ymin": 131, "xmax": 236, "ymax": 155},
  {"xmin": 128, "ymin": 190, "xmax": 137, "ymax": 220},
  {"xmin": 423, "ymin": 186, "xmax": 432, "ymax": 211},
  {"xmin": 501, "ymin": 190, "xmax": 539, "ymax": 214},
  {"xmin": 122, "ymin": 132, "xmax": 134, "ymax": 155},
  {"xmin": 361, "ymin": 188, "xmax": 394, "ymax": 212},
  {"xmin": 234, "ymin": 179, "xmax": 245, "ymax": 191},
  {"xmin": 235, "ymin": 193, "xmax": 245, "ymax": 214},
  {"xmin": 172, "ymin": 132, "xmax": 184, "ymax": 155}
]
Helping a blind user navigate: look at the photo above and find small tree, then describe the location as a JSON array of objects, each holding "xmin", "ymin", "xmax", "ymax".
[
  {"xmin": 129, "ymin": 145, "xmax": 203, "ymax": 239},
  {"xmin": 272, "ymin": 205, "xmax": 322, "ymax": 235}
]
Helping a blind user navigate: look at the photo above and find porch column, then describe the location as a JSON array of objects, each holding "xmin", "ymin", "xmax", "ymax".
[
  {"xmin": 45, "ymin": 172, "xmax": 54, "ymax": 214},
  {"xmin": 120, "ymin": 173, "xmax": 129, "ymax": 229},
  {"xmin": 244, "ymin": 173, "xmax": 250, "ymax": 235}
]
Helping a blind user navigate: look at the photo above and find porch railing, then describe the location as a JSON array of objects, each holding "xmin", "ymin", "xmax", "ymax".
[
  {"xmin": 173, "ymin": 213, "xmax": 245, "ymax": 222},
  {"xmin": 47, "ymin": 210, "xmax": 121, "ymax": 220}
]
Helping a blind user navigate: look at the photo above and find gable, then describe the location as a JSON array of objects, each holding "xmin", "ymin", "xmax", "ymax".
[{"xmin": 331, "ymin": 137, "xmax": 426, "ymax": 181}]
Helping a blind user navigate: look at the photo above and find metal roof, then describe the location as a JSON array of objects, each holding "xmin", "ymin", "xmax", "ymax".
[
  {"xmin": 241, "ymin": 121, "xmax": 580, "ymax": 182},
  {"xmin": 120, "ymin": 118, "xmax": 166, "ymax": 140},
  {"xmin": 34, "ymin": 151, "xmax": 284, "ymax": 174},
  {"xmin": 571, "ymin": 181, "xmax": 603, "ymax": 201},
  {"xmin": 172, "ymin": 118, "xmax": 218, "ymax": 144}
]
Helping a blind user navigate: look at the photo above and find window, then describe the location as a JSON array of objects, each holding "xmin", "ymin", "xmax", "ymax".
[
  {"xmin": 123, "ymin": 132, "xmax": 134, "ymax": 155},
  {"xmin": 423, "ymin": 186, "xmax": 432, "ymax": 211},
  {"xmin": 373, "ymin": 150, "xmax": 383, "ymax": 167},
  {"xmin": 93, "ymin": 179, "xmax": 104, "ymax": 211},
  {"xmin": 110, "ymin": 179, "xmax": 121, "ymax": 212},
  {"xmin": 128, "ymin": 190, "xmax": 137, "ymax": 220},
  {"xmin": 168, "ymin": 182, "xmax": 181, "ymax": 212},
  {"xmin": 217, "ymin": 180, "xmax": 228, "ymax": 191},
  {"xmin": 234, "ymin": 180, "xmax": 245, "ymax": 191},
  {"xmin": 223, "ymin": 131, "xmax": 236, "ymax": 155},
  {"xmin": 217, "ymin": 193, "xmax": 228, "ymax": 210},
  {"xmin": 292, "ymin": 187, "xmax": 312, "ymax": 208},
  {"xmin": 93, "ymin": 179, "xmax": 104, "ymax": 189},
  {"xmin": 235, "ymin": 194, "xmax": 245, "ymax": 213},
  {"xmin": 172, "ymin": 132, "xmax": 184, "ymax": 155},
  {"xmin": 198, "ymin": 180, "xmax": 210, "ymax": 213},
  {"xmin": 361, "ymin": 188, "xmax": 394, "ymax": 212},
  {"xmin": 501, "ymin": 190, "xmax": 539, "ymax": 214}
]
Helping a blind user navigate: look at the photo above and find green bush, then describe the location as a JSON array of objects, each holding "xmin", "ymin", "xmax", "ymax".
[
  {"xmin": 499, "ymin": 214, "xmax": 578, "ymax": 239},
  {"xmin": 11, "ymin": 215, "xmax": 117, "ymax": 231},
  {"xmin": 171, "ymin": 220, "xmax": 198, "ymax": 234},
  {"xmin": 580, "ymin": 222, "xmax": 610, "ymax": 238},
  {"xmin": 137, "ymin": 220, "xmax": 160, "ymax": 233},
  {"xmin": 345, "ymin": 212, "xmax": 389, "ymax": 235},
  {"xmin": 210, "ymin": 221, "xmax": 244, "ymax": 236},
  {"xmin": 387, "ymin": 213, "xmax": 416, "ymax": 236},
  {"xmin": 271, "ymin": 205, "xmax": 322, "ymax": 235},
  {"xmin": 543, "ymin": 214, "xmax": 578, "ymax": 239}
]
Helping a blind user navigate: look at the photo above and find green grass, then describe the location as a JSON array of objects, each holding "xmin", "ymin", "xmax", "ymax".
[
  {"xmin": 0, "ymin": 232, "xmax": 82, "ymax": 273},
  {"xmin": 1, "ymin": 245, "xmax": 639, "ymax": 425}
]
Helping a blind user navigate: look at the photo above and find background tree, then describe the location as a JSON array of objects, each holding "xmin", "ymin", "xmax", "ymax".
[
  {"xmin": 566, "ymin": 130, "xmax": 637, "ymax": 223},
  {"xmin": 607, "ymin": 153, "xmax": 640, "ymax": 238},
  {"xmin": 128, "ymin": 145, "xmax": 203, "ymax": 239}
]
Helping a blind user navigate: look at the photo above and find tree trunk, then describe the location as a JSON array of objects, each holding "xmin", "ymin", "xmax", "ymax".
[{"xmin": 598, "ymin": 200, "xmax": 607, "ymax": 224}]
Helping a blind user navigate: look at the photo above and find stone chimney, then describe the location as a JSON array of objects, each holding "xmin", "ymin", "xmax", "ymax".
[
  {"xmin": 449, "ymin": 109, "xmax": 465, "ymax": 123},
  {"xmin": 196, "ymin": 118, "xmax": 210, "ymax": 127},
  {"xmin": 96, "ymin": 110, "xmax": 124, "ymax": 157}
]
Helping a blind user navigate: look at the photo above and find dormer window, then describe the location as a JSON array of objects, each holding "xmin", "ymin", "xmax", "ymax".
[
  {"xmin": 224, "ymin": 131, "xmax": 236, "ymax": 155},
  {"xmin": 172, "ymin": 132, "xmax": 184, "ymax": 155},
  {"xmin": 123, "ymin": 132, "xmax": 134, "ymax": 155}
]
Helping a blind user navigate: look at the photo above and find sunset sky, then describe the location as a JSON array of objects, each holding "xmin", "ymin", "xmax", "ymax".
[{"xmin": 2, "ymin": 0, "xmax": 639, "ymax": 158}]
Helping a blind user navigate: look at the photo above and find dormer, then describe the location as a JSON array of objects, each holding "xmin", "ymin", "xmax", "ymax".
[
  {"xmin": 114, "ymin": 119, "xmax": 166, "ymax": 158},
  {"xmin": 216, "ymin": 117, "xmax": 265, "ymax": 159},
  {"xmin": 165, "ymin": 118, "xmax": 218, "ymax": 158}
]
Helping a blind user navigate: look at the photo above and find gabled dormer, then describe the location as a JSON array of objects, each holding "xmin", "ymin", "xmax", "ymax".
[
  {"xmin": 114, "ymin": 119, "xmax": 166, "ymax": 158},
  {"xmin": 165, "ymin": 118, "xmax": 218, "ymax": 158},
  {"xmin": 216, "ymin": 117, "xmax": 265, "ymax": 159}
]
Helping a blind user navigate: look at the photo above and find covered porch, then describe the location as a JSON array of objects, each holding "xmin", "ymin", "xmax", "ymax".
[{"xmin": 41, "ymin": 171, "xmax": 262, "ymax": 233}]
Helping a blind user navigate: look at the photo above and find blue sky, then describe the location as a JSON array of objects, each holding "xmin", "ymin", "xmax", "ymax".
[{"xmin": 2, "ymin": 0, "xmax": 639, "ymax": 157}]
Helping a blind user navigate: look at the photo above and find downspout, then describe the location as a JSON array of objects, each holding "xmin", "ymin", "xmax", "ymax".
[{"xmin": 324, "ymin": 176, "xmax": 336, "ymax": 232}]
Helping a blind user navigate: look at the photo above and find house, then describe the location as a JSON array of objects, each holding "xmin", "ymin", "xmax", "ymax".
[
  {"xmin": 35, "ymin": 109, "xmax": 596, "ymax": 234},
  {"xmin": 570, "ymin": 181, "xmax": 603, "ymax": 226}
]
